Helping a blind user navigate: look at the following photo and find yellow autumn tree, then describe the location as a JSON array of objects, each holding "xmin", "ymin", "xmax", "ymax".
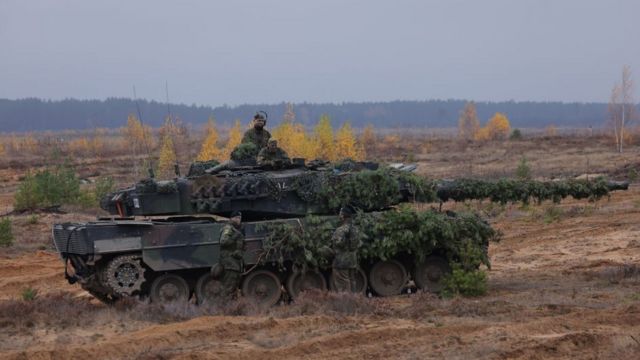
[
  {"xmin": 197, "ymin": 118, "xmax": 222, "ymax": 161},
  {"xmin": 335, "ymin": 122, "xmax": 362, "ymax": 160},
  {"xmin": 90, "ymin": 128, "xmax": 107, "ymax": 157},
  {"xmin": 123, "ymin": 114, "xmax": 153, "ymax": 153},
  {"xmin": 68, "ymin": 137, "xmax": 91, "ymax": 155},
  {"xmin": 313, "ymin": 115, "xmax": 336, "ymax": 161},
  {"xmin": 0, "ymin": 142, "xmax": 5, "ymax": 156},
  {"xmin": 221, "ymin": 119, "xmax": 243, "ymax": 160},
  {"xmin": 458, "ymin": 101, "xmax": 481, "ymax": 140},
  {"xmin": 272, "ymin": 112, "xmax": 319, "ymax": 160},
  {"xmin": 360, "ymin": 124, "xmax": 376, "ymax": 159},
  {"xmin": 544, "ymin": 124, "xmax": 558, "ymax": 137},
  {"xmin": 476, "ymin": 112, "xmax": 511, "ymax": 141},
  {"xmin": 157, "ymin": 134, "xmax": 177, "ymax": 178}
]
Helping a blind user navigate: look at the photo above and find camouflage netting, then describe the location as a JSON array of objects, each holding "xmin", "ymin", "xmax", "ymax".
[
  {"xmin": 435, "ymin": 177, "xmax": 617, "ymax": 204},
  {"xmin": 230, "ymin": 143, "xmax": 259, "ymax": 164},
  {"xmin": 187, "ymin": 160, "xmax": 220, "ymax": 177},
  {"xmin": 292, "ymin": 167, "xmax": 438, "ymax": 212},
  {"xmin": 258, "ymin": 207, "xmax": 499, "ymax": 272}
]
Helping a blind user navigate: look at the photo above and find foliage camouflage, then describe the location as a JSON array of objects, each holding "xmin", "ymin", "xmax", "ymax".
[{"xmin": 259, "ymin": 207, "xmax": 498, "ymax": 273}]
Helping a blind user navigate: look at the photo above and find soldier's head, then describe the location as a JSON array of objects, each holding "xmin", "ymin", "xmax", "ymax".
[
  {"xmin": 229, "ymin": 211, "xmax": 242, "ymax": 227},
  {"xmin": 267, "ymin": 138, "xmax": 278, "ymax": 151},
  {"xmin": 253, "ymin": 111, "xmax": 267, "ymax": 130},
  {"xmin": 339, "ymin": 205, "xmax": 355, "ymax": 221}
]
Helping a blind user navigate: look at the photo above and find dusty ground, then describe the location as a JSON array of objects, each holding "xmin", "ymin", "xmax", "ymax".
[{"xmin": 1, "ymin": 136, "xmax": 639, "ymax": 359}]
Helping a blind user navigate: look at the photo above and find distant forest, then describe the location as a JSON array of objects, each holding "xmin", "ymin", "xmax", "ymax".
[{"xmin": 0, "ymin": 97, "xmax": 634, "ymax": 132}]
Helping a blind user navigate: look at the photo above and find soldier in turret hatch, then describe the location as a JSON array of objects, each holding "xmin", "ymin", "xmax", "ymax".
[
  {"xmin": 331, "ymin": 205, "xmax": 362, "ymax": 293},
  {"xmin": 241, "ymin": 111, "xmax": 271, "ymax": 150},
  {"xmin": 216, "ymin": 211, "xmax": 245, "ymax": 300},
  {"xmin": 257, "ymin": 139, "xmax": 291, "ymax": 167}
]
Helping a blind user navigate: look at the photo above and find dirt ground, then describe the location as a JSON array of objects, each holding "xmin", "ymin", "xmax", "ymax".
[{"xmin": 1, "ymin": 136, "xmax": 639, "ymax": 359}]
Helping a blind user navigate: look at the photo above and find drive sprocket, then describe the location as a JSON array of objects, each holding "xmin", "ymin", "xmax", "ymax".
[{"xmin": 103, "ymin": 254, "xmax": 146, "ymax": 296}]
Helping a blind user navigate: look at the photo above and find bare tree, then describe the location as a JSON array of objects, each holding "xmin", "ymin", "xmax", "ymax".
[
  {"xmin": 608, "ymin": 65, "xmax": 636, "ymax": 153},
  {"xmin": 457, "ymin": 101, "xmax": 480, "ymax": 141}
]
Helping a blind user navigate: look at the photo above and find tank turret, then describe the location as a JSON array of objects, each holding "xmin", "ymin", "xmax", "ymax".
[{"xmin": 100, "ymin": 159, "xmax": 431, "ymax": 219}]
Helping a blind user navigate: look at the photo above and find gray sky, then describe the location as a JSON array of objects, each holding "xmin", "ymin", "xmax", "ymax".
[{"xmin": 1, "ymin": 0, "xmax": 638, "ymax": 106}]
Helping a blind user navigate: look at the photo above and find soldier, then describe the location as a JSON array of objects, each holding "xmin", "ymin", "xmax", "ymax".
[
  {"xmin": 257, "ymin": 139, "xmax": 291, "ymax": 167},
  {"xmin": 216, "ymin": 211, "xmax": 245, "ymax": 300},
  {"xmin": 331, "ymin": 205, "xmax": 362, "ymax": 293},
  {"xmin": 241, "ymin": 111, "xmax": 271, "ymax": 150}
]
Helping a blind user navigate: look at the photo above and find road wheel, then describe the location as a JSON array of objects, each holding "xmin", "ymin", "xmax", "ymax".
[
  {"xmin": 242, "ymin": 270, "xmax": 282, "ymax": 307},
  {"xmin": 369, "ymin": 260, "xmax": 407, "ymax": 296},
  {"xmin": 195, "ymin": 273, "xmax": 224, "ymax": 305},
  {"xmin": 150, "ymin": 274, "xmax": 190, "ymax": 303},
  {"xmin": 329, "ymin": 267, "xmax": 367, "ymax": 294},
  {"xmin": 414, "ymin": 255, "xmax": 451, "ymax": 293},
  {"xmin": 286, "ymin": 270, "xmax": 327, "ymax": 299}
]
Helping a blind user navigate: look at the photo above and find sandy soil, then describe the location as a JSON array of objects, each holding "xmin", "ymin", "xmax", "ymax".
[{"xmin": 1, "ymin": 138, "xmax": 639, "ymax": 359}]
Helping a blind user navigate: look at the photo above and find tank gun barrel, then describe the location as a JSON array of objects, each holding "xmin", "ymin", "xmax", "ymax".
[{"xmin": 434, "ymin": 178, "xmax": 629, "ymax": 204}]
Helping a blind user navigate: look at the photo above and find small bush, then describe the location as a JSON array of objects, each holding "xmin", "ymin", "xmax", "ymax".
[
  {"xmin": 14, "ymin": 162, "xmax": 80, "ymax": 211},
  {"xmin": 543, "ymin": 206, "xmax": 564, "ymax": 224},
  {"xmin": 0, "ymin": 217, "xmax": 13, "ymax": 247},
  {"xmin": 515, "ymin": 157, "xmax": 532, "ymax": 180},
  {"xmin": 441, "ymin": 265, "xmax": 487, "ymax": 298},
  {"xmin": 26, "ymin": 214, "xmax": 39, "ymax": 225},
  {"xmin": 21, "ymin": 287, "xmax": 38, "ymax": 301},
  {"xmin": 628, "ymin": 168, "xmax": 638, "ymax": 183},
  {"xmin": 509, "ymin": 128, "xmax": 522, "ymax": 140}
]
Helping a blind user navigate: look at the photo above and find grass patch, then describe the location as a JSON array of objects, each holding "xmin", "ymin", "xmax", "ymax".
[
  {"xmin": 0, "ymin": 217, "xmax": 14, "ymax": 247},
  {"xmin": 21, "ymin": 287, "xmax": 38, "ymax": 301}
]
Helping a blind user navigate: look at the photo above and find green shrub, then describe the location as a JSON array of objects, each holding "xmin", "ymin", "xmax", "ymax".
[
  {"xmin": 21, "ymin": 287, "xmax": 38, "ymax": 301},
  {"xmin": 510, "ymin": 128, "xmax": 522, "ymax": 140},
  {"xmin": 515, "ymin": 157, "xmax": 532, "ymax": 180},
  {"xmin": 26, "ymin": 214, "xmax": 39, "ymax": 225},
  {"xmin": 628, "ymin": 168, "xmax": 638, "ymax": 183},
  {"xmin": 14, "ymin": 162, "xmax": 80, "ymax": 211},
  {"xmin": 94, "ymin": 176, "xmax": 115, "ymax": 203},
  {"xmin": 441, "ymin": 265, "xmax": 487, "ymax": 298},
  {"xmin": 0, "ymin": 218, "xmax": 13, "ymax": 247},
  {"xmin": 543, "ymin": 206, "xmax": 564, "ymax": 224}
]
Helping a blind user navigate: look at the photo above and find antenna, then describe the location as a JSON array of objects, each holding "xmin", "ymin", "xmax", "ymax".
[
  {"xmin": 165, "ymin": 80, "xmax": 172, "ymax": 121},
  {"xmin": 133, "ymin": 85, "xmax": 154, "ymax": 177},
  {"xmin": 164, "ymin": 81, "xmax": 181, "ymax": 178}
]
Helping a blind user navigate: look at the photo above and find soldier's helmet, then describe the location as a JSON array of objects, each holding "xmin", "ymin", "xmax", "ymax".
[
  {"xmin": 339, "ymin": 205, "xmax": 355, "ymax": 218},
  {"xmin": 254, "ymin": 111, "xmax": 268, "ymax": 123}
]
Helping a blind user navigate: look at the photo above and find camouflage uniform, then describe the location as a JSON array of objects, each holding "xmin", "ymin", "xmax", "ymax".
[
  {"xmin": 218, "ymin": 223, "xmax": 245, "ymax": 300},
  {"xmin": 241, "ymin": 128, "xmax": 271, "ymax": 150},
  {"xmin": 256, "ymin": 147, "xmax": 291, "ymax": 167},
  {"xmin": 331, "ymin": 220, "xmax": 362, "ymax": 292}
]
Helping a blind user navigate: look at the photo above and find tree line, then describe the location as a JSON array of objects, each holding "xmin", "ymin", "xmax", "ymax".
[{"xmin": 2, "ymin": 97, "xmax": 636, "ymax": 132}]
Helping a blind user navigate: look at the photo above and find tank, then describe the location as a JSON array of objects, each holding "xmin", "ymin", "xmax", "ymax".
[{"xmin": 54, "ymin": 158, "xmax": 628, "ymax": 306}]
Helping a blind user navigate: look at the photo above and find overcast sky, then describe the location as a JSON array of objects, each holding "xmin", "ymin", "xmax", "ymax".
[{"xmin": 1, "ymin": 0, "xmax": 638, "ymax": 106}]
